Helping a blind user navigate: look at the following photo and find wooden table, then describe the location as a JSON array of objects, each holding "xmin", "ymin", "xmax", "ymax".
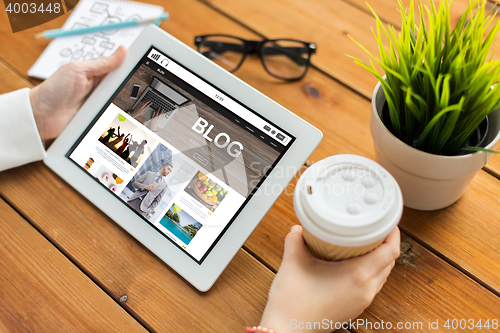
[{"xmin": 1, "ymin": 0, "xmax": 500, "ymax": 332}]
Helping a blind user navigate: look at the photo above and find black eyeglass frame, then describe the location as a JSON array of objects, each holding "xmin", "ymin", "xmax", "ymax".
[{"xmin": 194, "ymin": 34, "xmax": 317, "ymax": 81}]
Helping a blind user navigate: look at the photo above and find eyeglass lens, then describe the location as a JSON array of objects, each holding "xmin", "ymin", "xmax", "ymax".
[
  {"xmin": 261, "ymin": 40, "xmax": 310, "ymax": 80},
  {"xmin": 198, "ymin": 36, "xmax": 246, "ymax": 72}
]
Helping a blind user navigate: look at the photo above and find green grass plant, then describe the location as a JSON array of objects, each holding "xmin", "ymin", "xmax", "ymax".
[{"xmin": 350, "ymin": 0, "xmax": 500, "ymax": 155}]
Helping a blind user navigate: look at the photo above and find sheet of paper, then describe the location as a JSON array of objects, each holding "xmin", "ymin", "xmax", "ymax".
[{"xmin": 28, "ymin": 0, "xmax": 164, "ymax": 80}]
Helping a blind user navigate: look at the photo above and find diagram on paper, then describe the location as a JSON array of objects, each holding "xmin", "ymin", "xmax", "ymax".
[
  {"xmin": 57, "ymin": 2, "xmax": 141, "ymax": 66},
  {"xmin": 28, "ymin": 0, "xmax": 163, "ymax": 80}
]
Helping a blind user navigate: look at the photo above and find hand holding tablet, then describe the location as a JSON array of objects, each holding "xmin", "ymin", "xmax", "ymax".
[{"xmin": 44, "ymin": 25, "xmax": 322, "ymax": 291}]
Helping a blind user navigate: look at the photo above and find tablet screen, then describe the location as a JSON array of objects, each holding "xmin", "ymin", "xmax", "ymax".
[{"xmin": 66, "ymin": 46, "xmax": 295, "ymax": 263}]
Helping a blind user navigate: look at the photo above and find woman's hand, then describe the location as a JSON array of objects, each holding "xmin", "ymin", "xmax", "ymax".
[
  {"xmin": 259, "ymin": 225, "xmax": 400, "ymax": 333},
  {"xmin": 29, "ymin": 46, "xmax": 126, "ymax": 141}
]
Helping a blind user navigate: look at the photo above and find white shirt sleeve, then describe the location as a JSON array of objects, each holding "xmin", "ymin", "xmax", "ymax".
[{"xmin": 0, "ymin": 88, "xmax": 46, "ymax": 172}]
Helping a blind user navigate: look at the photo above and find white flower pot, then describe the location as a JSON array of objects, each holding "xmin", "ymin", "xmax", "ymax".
[{"xmin": 370, "ymin": 81, "xmax": 500, "ymax": 210}]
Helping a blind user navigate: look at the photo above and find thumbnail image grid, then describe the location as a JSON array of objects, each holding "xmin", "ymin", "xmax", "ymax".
[
  {"xmin": 119, "ymin": 143, "xmax": 196, "ymax": 222},
  {"xmin": 99, "ymin": 113, "xmax": 157, "ymax": 168},
  {"xmin": 184, "ymin": 171, "xmax": 228, "ymax": 212},
  {"xmin": 94, "ymin": 164, "xmax": 125, "ymax": 194},
  {"xmin": 159, "ymin": 203, "xmax": 202, "ymax": 245}
]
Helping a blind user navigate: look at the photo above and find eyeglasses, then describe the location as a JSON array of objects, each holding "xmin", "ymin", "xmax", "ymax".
[{"xmin": 194, "ymin": 35, "xmax": 317, "ymax": 81}]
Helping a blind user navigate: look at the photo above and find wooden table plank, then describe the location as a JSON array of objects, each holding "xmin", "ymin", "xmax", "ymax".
[
  {"xmin": 0, "ymin": 0, "xmax": 12, "ymax": 33},
  {"xmin": 0, "ymin": 61, "xmax": 33, "ymax": 93},
  {"xmin": 0, "ymin": 198, "xmax": 147, "ymax": 333},
  {"xmin": 401, "ymin": 171, "xmax": 500, "ymax": 292},
  {"xmin": 356, "ymin": 233, "xmax": 500, "ymax": 333}
]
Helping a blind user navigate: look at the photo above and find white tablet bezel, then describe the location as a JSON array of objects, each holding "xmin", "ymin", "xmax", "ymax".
[{"xmin": 44, "ymin": 25, "xmax": 322, "ymax": 291}]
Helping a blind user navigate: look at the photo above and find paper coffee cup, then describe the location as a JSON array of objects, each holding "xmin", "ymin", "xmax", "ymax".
[{"xmin": 294, "ymin": 155, "xmax": 403, "ymax": 261}]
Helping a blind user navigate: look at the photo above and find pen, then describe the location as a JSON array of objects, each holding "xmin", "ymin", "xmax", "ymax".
[{"xmin": 33, "ymin": 12, "xmax": 169, "ymax": 39}]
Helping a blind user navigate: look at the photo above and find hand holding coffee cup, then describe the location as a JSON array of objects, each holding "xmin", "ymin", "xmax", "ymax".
[{"xmin": 294, "ymin": 155, "xmax": 403, "ymax": 261}]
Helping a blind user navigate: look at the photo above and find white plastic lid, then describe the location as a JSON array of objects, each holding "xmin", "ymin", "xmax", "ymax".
[{"xmin": 294, "ymin": 155, "xmax": 403, "ymax": 246}]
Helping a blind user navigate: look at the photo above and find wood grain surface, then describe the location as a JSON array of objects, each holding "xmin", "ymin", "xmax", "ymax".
[
  {"xmin": 356, "ymin": 233, "xmax": 500, "ymax": 333},
  {"xmin": 1, "ymin": 0, "xmax": 500, "ymax": 332},
  {"xmin": 0, "ymin": 199, "xmax": 147, "ymax": 333},
  {"xmin": 0, "ymin": 61, "xmax": 33, "ymax": 93}
]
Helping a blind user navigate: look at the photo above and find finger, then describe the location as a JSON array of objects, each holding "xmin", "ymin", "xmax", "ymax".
[
  {"xmin": 85, "ymin": 45, "xmax": 126, "ymax": 77},
  {"xmin": 384, "ymin": 226, "xmax": 401, "ymax": 252},
  {"xmin": 282, "ymin": 225, "xmax": 310, "ymax": 263},
  {"xmin": 373, "ymin": 261, "xmax": 395, "ymax": 294},
  {"xmin": 346, "ymin": 227, "xmax": 400, "ymax": 275}
]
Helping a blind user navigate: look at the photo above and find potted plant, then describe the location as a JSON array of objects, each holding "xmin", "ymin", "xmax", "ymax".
[{"xmin": 350, "ymin": 0, "xmax": 500, "ymax": 210}]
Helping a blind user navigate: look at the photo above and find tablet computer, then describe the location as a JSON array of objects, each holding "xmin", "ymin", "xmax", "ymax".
[{"xmin": 44, "ymin": 25, "xmax": 322, "ymax": 291}]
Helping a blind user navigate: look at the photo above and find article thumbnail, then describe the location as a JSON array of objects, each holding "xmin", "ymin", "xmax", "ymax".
[
  {"xmin": 94, "ymin": 164, "xmax": 125, "ymax": 194},
  {"xmin": 184, "ymin": 172, "xmax": 228, "ymax": 212},
  {"xmin": 119, "ymin": 143, "xmax": 196, "ymax": 222},
  {"xmin": 159, "ymin": 203, "xmax": 203, "ymax": 245},
  {"xmin": 81, "ymin": 157, "xmax": 101, "ymax": 174},
  {"xmin": 99, "ymin": 113, "xmax": 157, "ymax": 168}
]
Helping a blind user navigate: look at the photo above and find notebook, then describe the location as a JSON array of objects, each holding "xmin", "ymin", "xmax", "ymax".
[{"xmin": 28, "ymin": 0, "xmax": 164, "ymax": 80}]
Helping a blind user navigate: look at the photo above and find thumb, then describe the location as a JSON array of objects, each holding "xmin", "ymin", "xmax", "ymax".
[
  {"xmin": 85, "ymin": 45, "xmax": 127, "ymax": 77},
  {"xmin": 283, "ymin": 225, "xmax": 309, "ymax": 262}
]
